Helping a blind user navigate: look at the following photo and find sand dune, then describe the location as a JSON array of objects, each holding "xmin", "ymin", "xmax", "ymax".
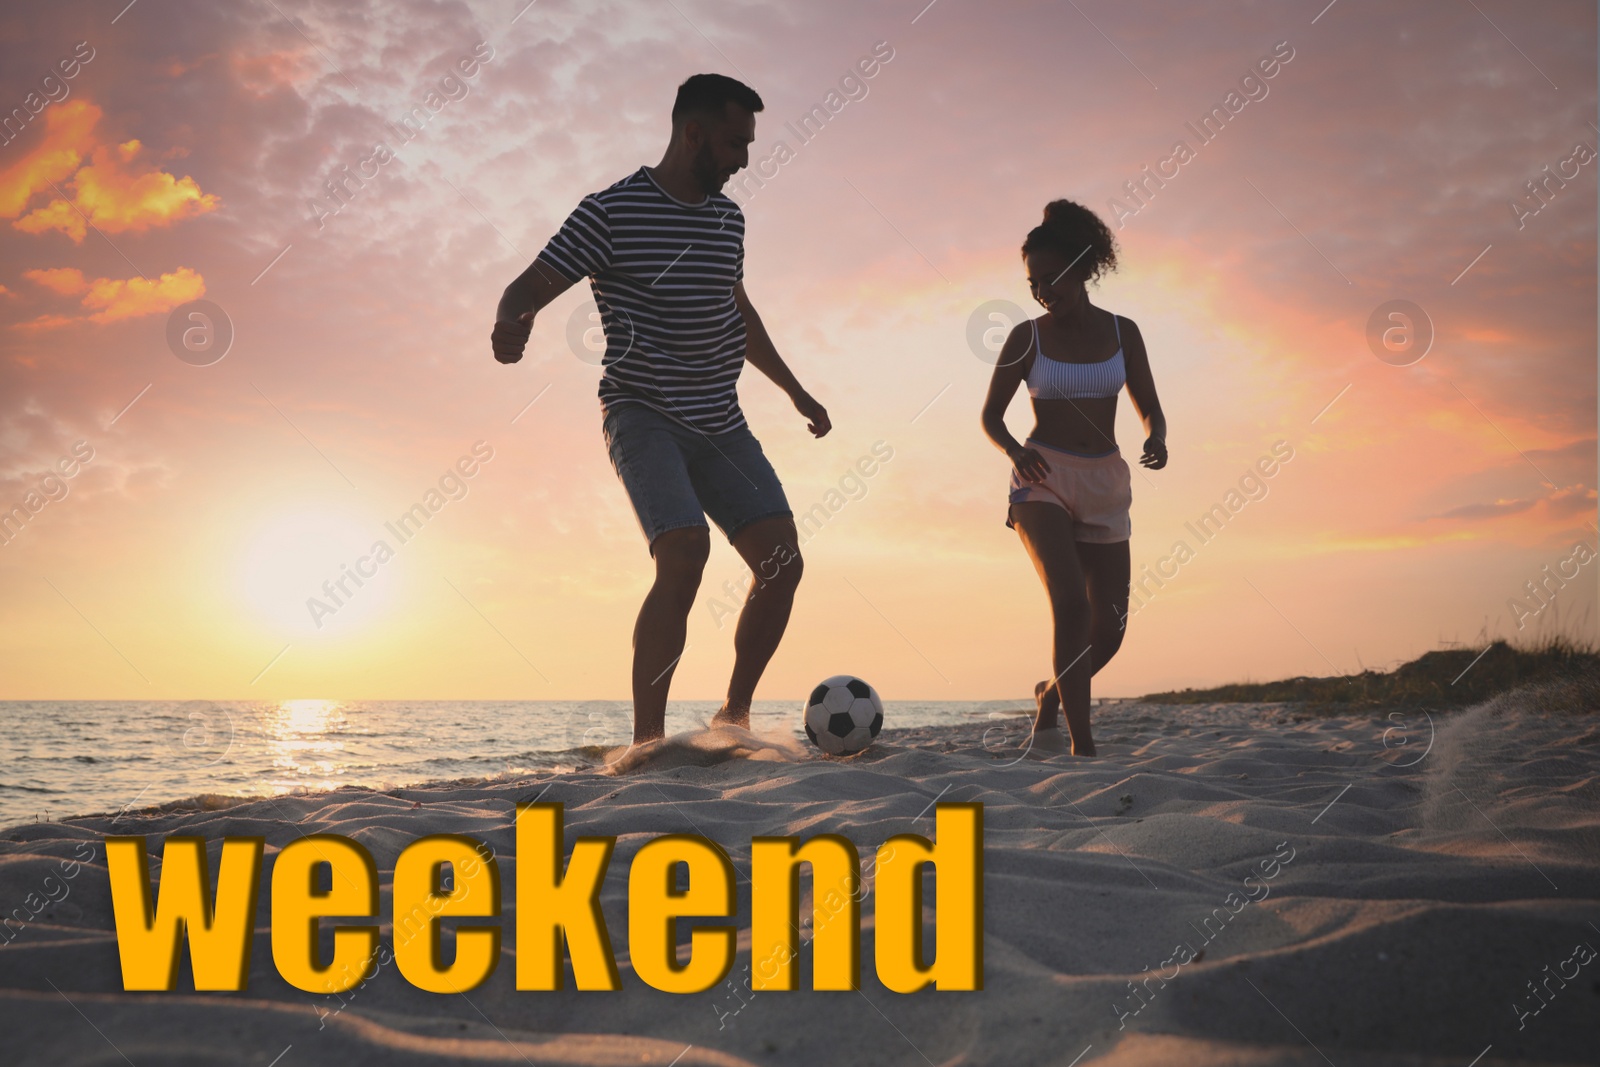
[{"xmin": 3, "ymin": 684, "xmax": 1598, "ymax": 1066}]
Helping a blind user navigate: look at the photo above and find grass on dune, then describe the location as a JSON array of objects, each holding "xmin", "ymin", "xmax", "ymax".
[{"xmin": 1136, "ymin": 614, "xmax": 1600, "ymax": 711}]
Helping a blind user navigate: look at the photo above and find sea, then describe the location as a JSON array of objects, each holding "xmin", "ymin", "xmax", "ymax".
[{"xmin": 0, "ymin": 698, "xmax": 1066, "ymax": 829}]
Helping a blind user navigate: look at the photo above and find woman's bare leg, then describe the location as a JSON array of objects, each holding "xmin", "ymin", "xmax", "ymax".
[
  {"xmin": 1079, "ymin": 539, "xmax": 1131, "ymax": 669},
  {"xmin": 1011, "ymin": 501, "xmax": 1096, "ymax": 756},
  {"xmin": 1035, "ymin": 538, "xmax": 1130, "ymax": 723}
]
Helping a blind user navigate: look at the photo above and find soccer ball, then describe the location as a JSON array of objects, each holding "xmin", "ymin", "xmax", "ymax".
[{"xmin": 803, "ymin": 675, "xmax": 884, "ymax": 755}]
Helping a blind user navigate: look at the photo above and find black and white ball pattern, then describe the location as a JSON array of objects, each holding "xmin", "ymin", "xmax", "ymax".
[{"xmin": 803, "ymin": 675, "xmax": 884, "ymax": 755}]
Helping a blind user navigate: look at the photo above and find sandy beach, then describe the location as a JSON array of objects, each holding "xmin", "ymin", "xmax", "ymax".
[{"xmin": 3, "ymin": 679, "xmax": 1598, "ymax": 1066}]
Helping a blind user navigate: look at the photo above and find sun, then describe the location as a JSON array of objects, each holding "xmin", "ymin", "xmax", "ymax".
[{"xmin": 238, "ymin": 506, "xmax": 399, "ymax": 637}]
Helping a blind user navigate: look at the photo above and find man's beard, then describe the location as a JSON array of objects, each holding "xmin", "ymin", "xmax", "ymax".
[{"xmin": 691, "ymin": 143, "xmax": 722, "ymax": 194}]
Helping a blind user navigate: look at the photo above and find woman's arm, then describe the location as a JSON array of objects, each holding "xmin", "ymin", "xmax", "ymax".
[
  {"xmin": 1119, "ymin": 316, "xmax": 1168, "ymax": 469},
  {"xmin": 980, "ymin": 323, "xmax": 1049, "ymax": 482}
]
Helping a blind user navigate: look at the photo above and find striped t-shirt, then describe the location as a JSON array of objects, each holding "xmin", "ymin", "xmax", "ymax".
[{"xmin": 536, "ymin": 166, "xmax": 749, "ymax": 434}]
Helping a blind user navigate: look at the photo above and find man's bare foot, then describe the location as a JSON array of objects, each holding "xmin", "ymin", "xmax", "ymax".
[
  {"xmin": 602, "ymin": 736, "xmax": 665, "ymax": 775},
  {"xmin": 711, "ymin": 700, "xmax": 750, "ymax": 729},
  {"xmin": 1027, "ymin": 725, "xmax": 1068, "ymax": 757}
]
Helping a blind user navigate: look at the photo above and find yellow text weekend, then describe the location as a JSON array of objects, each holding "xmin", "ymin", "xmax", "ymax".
[{"xmin": 105, "ymin": 802, "xmax": 982, "ymax": 995}]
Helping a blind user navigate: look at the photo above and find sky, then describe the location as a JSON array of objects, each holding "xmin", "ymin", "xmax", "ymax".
[{"xmin": 0, "ymin": 0, "xmax": 1594, "ymax": 702}]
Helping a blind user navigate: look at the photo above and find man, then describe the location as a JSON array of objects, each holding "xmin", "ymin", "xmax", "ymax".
[{"xmin": 491, "ymin": 73, "xmax": 830, "ymax": 747}]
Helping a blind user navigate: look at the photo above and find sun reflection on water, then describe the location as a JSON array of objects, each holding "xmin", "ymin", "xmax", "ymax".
[{"xmin": 265, "ymin": 699, "xmax": 347, "ymax": 793}]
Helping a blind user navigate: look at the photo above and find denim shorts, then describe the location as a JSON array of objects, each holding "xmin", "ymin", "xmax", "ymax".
[{"xmin": 601, "ymin": 400, "xmax": 793, "ymax": 553}]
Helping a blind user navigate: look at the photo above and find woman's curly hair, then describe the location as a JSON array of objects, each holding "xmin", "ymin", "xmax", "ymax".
[{"xmin": 1021, "ymin": 199, "xmax": 1118, "ymax": 285}]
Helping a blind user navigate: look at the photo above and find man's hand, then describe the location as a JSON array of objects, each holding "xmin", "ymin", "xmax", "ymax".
[
  {"xmin": 491, "ymin": 311, "xmax": 534, "ymax": 364},
  {"xmin": 793, "ymin": 391, "xmax": 831, "ymax": 438}
]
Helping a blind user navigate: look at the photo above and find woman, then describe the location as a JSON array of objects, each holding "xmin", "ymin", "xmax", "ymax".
[{"xmin": 980, "ymin": 199, "xmax": 1167, "ymax": 756}]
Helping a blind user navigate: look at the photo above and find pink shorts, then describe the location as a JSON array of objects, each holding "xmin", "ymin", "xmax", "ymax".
[{"xmin": 1006, "ymin": 438, "xmax": 1132, "ymax": 543}]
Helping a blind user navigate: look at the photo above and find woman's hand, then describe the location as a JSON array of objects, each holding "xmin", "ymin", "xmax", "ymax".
[
  {"xmin": 1140, "ymin": 434, "xmax": 1167, "ymax": 470},
  {"xmin": 1009, "ymin": 444, "xmax": 1051, "ymax": 483}
]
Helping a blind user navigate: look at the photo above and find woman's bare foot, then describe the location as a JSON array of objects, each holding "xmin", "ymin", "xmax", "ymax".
[
  {"xmin": 1027, "ymin": 725, "xmax": 1068, "ymax": 757},
  {"xmin": 711, "ymin": 700, "xmax": 750, "ymax": 729},
  {"xmin": 1036, "ymin": 678, "xmax": 1096, "ymax": 756},
  {"xmin": 1034, "ymin": 680, "xmax": 1061, "ymax": 725}
]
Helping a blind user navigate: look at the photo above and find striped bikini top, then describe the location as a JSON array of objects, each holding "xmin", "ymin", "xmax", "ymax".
[{"xmin": 1025, "ymin": 313, "xmax": 1126, "ymax": 400}]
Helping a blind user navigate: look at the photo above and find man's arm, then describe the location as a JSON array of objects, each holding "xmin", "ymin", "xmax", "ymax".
[
  {"xmin": 491, "ymin": 259, "xmax": 577, "ymax": 364},
  {"xmin": 734, "ymin": 281, "xmax": 830, "ymax": 437}
]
